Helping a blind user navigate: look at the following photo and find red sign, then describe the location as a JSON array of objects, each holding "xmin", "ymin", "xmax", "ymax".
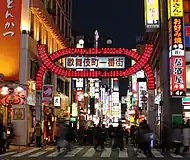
[
  {"xmin": 169, "ymin": 17, "xmax": 186, "ymax": 97},
  {"xmin": 42, "ymin": 85, "xmax": 53, "ymax": 102},
  {"xmin": 170, "ymin": 56, "xmax": 186, "ymax": 96},
  {"xmin": 36, "ymin": 44, "xmax": 155, "ymax": 90}
]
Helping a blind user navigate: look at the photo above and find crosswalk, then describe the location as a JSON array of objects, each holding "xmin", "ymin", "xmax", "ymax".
[{"xmin": 0, "ymin": 146, "xmax": 188, "ymax": 158}]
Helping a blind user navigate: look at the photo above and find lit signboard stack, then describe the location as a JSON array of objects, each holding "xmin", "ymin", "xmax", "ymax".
[
  {"xmin": 168, "ymin": 0, "xmax": 186, "ymax": 97},
  {"xmin": 144, "ymin": 0, "xmax": 160, "ymax": 31}
]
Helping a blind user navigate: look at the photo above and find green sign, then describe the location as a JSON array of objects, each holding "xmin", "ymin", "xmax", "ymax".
[
  {"xmin": 172, "ymin": 114, "xmax": 182, "ymax": 127},
  {"xmin": 70, "ymin": 117, "xmax": 76, "ymax": 122},
  {"xmin": 182, "ymin": 97, "xmax": 190, "ymax": 105}
]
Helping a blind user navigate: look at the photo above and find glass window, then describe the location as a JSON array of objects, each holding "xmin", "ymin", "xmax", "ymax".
[
  {"xmin": 184, "ymin": 0, "xmax": 190, "ymax": 12},
  {"xmin": 30, "ymin": 60, "xmax": 34, "ymax": 79},
  {"xmin": 65, "ymin": 81, "xmax": 69, "ymax": 96},
  {"xmin": 57, "ymin": 79, "xmax": 64, "ymax": 93},
  {"xmin": 39, "ymin": 23, "xmax": 41, "ymax": 42},
  {"xmin": 46, "ymin": 31, "xmax": 48, "ymax": 46},
  {"xmin": 30, "ymin": 13, "xmax": 34, "ymax": 38},
  {"xmin": 44, "ymin": 71, "xmax": 52, "ymax": 84},
  {"xmin": 65, "ymin": 23, "xmax": 68, "ymax": 38},
  {"xmin": 57, "ymin": 7, "xmax": 60, "ymax": 28},
  {"xmin": 184, "ymin": 13, "xmax": 190, "ymax": 23}
]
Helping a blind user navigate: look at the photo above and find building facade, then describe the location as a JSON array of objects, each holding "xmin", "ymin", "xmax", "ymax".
[
  {"xmin": 144, "ymin": 0, "xmax": 189, "ymax": 140},
  {"xmin": 0, "ymin": 0, "xmax": 73, "ymax": 145}
]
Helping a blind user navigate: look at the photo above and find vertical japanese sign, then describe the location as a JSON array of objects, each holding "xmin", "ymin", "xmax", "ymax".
[
  {"xmin": 0, "ymin": 0, "xmax": 22, "ymax": 80},
  {"xmin": 144, "ymin": 0, "xmax": 160, "ymax": 30},
  {"xmin": 168, "ymin": 0, "xmax": 186, "ymax": 97}
]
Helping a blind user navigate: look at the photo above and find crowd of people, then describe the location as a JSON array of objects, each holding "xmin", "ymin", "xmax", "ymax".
[
  {"xmin": 0, "ymin": 119, "xmax": 190, "ymax": 156},
  {"xmin": 54, "ymin": 119, "xmax": 190, "ymax": 157}
]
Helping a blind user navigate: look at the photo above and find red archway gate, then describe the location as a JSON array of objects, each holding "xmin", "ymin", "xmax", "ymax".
[{"xmin": 36, "ymin": 44, "xmax": 155, "ymax": 90}]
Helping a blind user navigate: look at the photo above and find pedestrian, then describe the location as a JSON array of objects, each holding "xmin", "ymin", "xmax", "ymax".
[
  {"xmin": 171, "ymin": 122, "xmax": 182, "ymax": 155},
  {"xmin": 66, "ymin": 124, "xmax": 74, "ymax": 151},
  {"xmin": 34, "ymin": 123, "xmax": 42, "ymax": 147},
  {"xmin": 57, "ymin": 121, "xmax": 69, "ymax": 152},
  {"xmin": 108, "ymin": 125, "xmax": 115, "ymax": 145},
  {"xmin": 183, "ymin": 119, "xmax": 190, "ymax": 153},
  {"xmin": 94, "ymin": 123, "xmax": 104, "ymax": 150},
  {"xmin": 78, "ymin": 126, "xmax": 85, "ymax": 145},
  {"xmin": 125, "ymin": 127, "xmax": 129, "ymax": 145},
  {"xmin": 112, "ymin": 122, "xmax": 125, "ymax": 151},
  {"xmin": 139, "ymin": 120, "xmax": 152, "ymax": 157},
  {"xmin": 1, "ymin": 126, "xmax": 7, "ymax": 153}
]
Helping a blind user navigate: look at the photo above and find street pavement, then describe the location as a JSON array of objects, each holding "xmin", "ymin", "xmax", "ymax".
[{"xmin": 0, "ymin": 145, "xmax": 190, "ymax": 160}]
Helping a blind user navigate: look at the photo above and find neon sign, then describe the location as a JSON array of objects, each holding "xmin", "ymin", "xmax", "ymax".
[{"xmin": 36, "ymin": 44, "xmax": 155, "ymax": 90}]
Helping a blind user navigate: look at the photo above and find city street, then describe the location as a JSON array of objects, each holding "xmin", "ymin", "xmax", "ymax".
[{"xmin": 0, "ymin": 145, "xmax": 190, "ymax": 160}]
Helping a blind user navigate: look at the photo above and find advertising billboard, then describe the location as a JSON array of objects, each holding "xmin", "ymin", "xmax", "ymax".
[
  {"xmin": 168, "ymin": 0, "xmax": 186, "ymax": 97},
  {"xmin": 0, "ymin": 0, "xmax": 22, "ymax": 80},
  {"xmin": 66, "ymin": 57, "xmax": 125, "ymax": 69},
  {"xmin": 144, "ymin": 0, "xmax": 160, "ymax": 29}
]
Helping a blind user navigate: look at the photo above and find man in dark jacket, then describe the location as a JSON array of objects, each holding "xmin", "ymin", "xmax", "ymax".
[
  {"xmin": 139, "ymin": 120, "xmax": 152, "ymax": 157},
  {"xmin": 94, "ymin": 124, "xmax": 104, "ymax": 150},
  {"xmin": 113, "ymin": 123, "xmax": 125, "ymax": 151}
]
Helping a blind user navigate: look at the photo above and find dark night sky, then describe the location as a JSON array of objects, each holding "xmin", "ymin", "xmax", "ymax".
[{"xmin": 72, "ymin": 0, "xmax": 145, "ymax": 96}]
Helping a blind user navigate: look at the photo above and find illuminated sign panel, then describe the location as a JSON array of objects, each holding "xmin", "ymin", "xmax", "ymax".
[
  {"xmin": 0, "ymin": 0, "xmax": 22, "ymax": 80},
  {"xmin": 169, "ymin": 17, "xmax": 185, "ymax": 57},
  {"xmin": 170, "ymin": 56, "xmax": 186, "ymax": 96},
  {"xmin": 66, "ymin": 57, "xmax": 125, "ymax": 69},
  {"xmin": 168, "ymin": 16, "xmax": 186, "ymax": 97},
  {"xmin": 185, "ymin": 24, "xmax": 190, "ymax": 47},
  {"xmin": 170, "ymin": 0, "xmax": 184, "ymax": 17},
  {"xmin": 144, "ymin": 0, "xmax": 160, "ymax": 29},
  {"xmin": 168, "ymin": 0, "xmax": 185, "ymax": 97}
]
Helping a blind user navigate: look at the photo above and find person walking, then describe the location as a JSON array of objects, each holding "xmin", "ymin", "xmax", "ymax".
[
  {"xmin": 112, "ymin": 122, "xmax": 125, "ymax": 151},
  {"xmin": 108, "ymin": 125, "xmax": 115, "ymax": 145},
  {"xmin": 171, "ymin": 122, "xmax": 183, "ymax": 155},
  {"xmin": 34, "ymin": 123, "xmax": 42, "ymax": 147},
  {"xmin": 94, "ymin": 123, "xmax": 104, "ymax": 150},
  {"xmin": 139, "ymin": 120, "xmax": 152, "ymax": 157},
  {"xmin": 183, "ymin": 119, "xmax": 190, "ymax": 153}
]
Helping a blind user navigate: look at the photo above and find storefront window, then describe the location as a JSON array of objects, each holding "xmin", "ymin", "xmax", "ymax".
[
  {"xmin": 57, "ymin": 78, "xmax": 64, "ymax": 93},
  {"xmin": 30, "ymin": 13, "xmax": 34, "ymax": 38},
  {"xmin": 44, "ymin": 71, "xmax": 52, "ymax": 84},
  {"xmin": 65, "ymin": 81, "xmax": 69, "ymax": 96}
]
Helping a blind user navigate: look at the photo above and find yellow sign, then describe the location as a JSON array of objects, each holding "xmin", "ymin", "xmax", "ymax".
[
  {"xmin": 168, "ymin": 0, "xmax": 171, "ymax": 19},
  {"xmin": 144, "ymin": 0, "xmax": 160, "ymax": 28},
  {"xmin": 170, "ymin": 0, "xmax": 183, "ymax": 17}
]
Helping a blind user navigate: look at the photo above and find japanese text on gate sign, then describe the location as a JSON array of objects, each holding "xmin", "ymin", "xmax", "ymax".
[
  {"xmin": 3, "ymin": 0, "xmax": 15, "ymax": 37},
  {"xmin": 66, "ymin": 57, "xmax": 125, "ymax": 69}
]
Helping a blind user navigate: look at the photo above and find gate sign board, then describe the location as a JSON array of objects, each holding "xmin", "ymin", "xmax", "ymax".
[{"xmin": 66, "ymin": 57, "xmax": 125, "ymax": 69}]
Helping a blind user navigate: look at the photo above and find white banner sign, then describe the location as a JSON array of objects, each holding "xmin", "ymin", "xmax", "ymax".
[
  {"xmin": 54, "ymin": 96, "xmax": 61, "ymax": 107},
  {"xmin": 66, "ymin": 57, "xmax": 125, "ymax": 69}
]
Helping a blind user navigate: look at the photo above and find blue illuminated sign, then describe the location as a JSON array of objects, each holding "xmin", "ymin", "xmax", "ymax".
[{"xmin": 185, "ymin": 24, "xmax": 190, "ymax": 47}]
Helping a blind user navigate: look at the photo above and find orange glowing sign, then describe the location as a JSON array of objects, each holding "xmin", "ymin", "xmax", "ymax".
[
  {"xmin": 173, "ymin": 18, "xmax": 182, "ymax": 44},
  {"xmin": 0, "ymin": 0, "xmax": 22, "ymax": 80}
]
